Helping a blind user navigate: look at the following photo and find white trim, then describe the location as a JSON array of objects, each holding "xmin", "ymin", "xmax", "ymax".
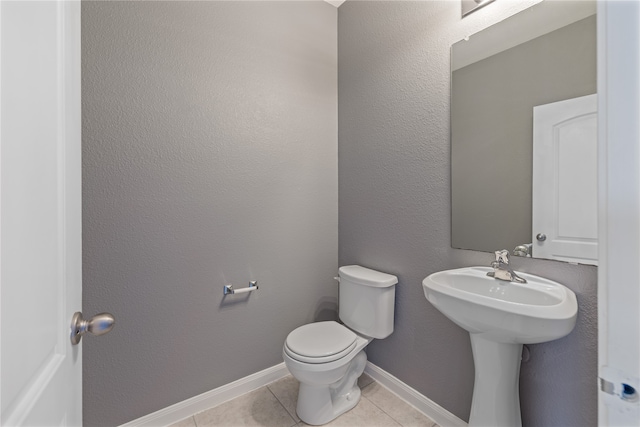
[
  {"xmin": 596, "ymin": 1, "xmax": 609, "ymax": 423},
  {"xmin": 119, "ymin": 360, "xmax": 465, "ymax": 427},
  {"xmin": 1, "ymin": 0, "xmax": 5, "ymax": 420},
  {"xmin": 365, "ymin": 362, "xmax": 468, "ymax": 427},
  {"xmin": 119, "ymin": 363, "xmax": 290, "ymax": 427},
  {"xmin": 597, "ymin": 1, "xmax": 640, "ymax": 425}
]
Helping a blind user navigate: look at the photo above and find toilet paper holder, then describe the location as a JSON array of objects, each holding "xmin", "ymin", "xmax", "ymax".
[{"xmin": 223, "ymin": 280, "xmax": 258, "ymax": 295}]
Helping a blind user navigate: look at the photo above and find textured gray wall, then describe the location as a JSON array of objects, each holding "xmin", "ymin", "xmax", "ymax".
[
  {"xmin": 82, "ymin": 2, "xmax": 337, "ymax": 425},
  {"xmin": 338, "ymin": 2, "xmax": 597, "ymax": 426},
  {"xmin": 452, "ymin": 16, "xmax": 597, "ymax": 253}
]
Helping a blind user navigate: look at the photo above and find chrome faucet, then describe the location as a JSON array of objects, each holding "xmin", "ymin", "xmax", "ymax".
[{"xmin": 486, "ymin": 250, "xmax": 527, "ymax": 284}]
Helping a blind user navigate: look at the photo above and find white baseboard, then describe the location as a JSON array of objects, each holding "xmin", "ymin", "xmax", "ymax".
[
  {"xmin": 364, "ymin": 362, "xmax": 468, "ymax": 427},
  {"xmin": 119, "ymin": 360, "xmax": 466, "ymax": 427},
  {"xmin": 119, "ymin": 363, "xmax": 290, "ymax": 427}
]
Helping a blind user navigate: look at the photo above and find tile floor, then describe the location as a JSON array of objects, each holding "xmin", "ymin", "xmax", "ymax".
[{"xmin": 169, "ymin": 374, "xmax": 439, "ymax": 427}]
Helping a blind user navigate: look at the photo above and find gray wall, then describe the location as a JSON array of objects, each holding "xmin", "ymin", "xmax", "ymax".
[
  {"xmin": 338, "ymin": 2, "xmax": 597, "ymax": 426},
  {"xmin": 452, "ymin": 16, "xmax": 597, "ymax": 253},
  {"xmin": 82, "ymin": 2, "xmax": 337, "ymax": 425}
]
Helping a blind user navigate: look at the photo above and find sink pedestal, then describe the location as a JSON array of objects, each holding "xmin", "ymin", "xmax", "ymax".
[{"xmin": 469, "ymin": 335, "xmax": 523, "ymax": 427}]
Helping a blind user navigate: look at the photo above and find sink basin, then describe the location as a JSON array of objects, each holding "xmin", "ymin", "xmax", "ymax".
[
  {"xmin": 422, "ymin": 266, "xmax": 578, "ymax": 427},
  {"xmin": 422, "ymin": 266, "xmax": 577, "ymax": 343}
]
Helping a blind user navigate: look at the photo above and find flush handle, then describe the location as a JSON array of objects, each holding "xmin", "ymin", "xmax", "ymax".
[{"xmin": 70, "ymin": 311, "xmax": 115, "ymax": 345}]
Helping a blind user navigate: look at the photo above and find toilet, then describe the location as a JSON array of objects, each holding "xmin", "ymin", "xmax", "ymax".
[{"xmin": 282, "ymin": 265, "xmax": 398, "ymax": 425}]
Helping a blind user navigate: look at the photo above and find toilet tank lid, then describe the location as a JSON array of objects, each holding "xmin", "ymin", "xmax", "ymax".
[{"xmin": 339, "ymin": 265, "xmax": 398, "ymax": 288}]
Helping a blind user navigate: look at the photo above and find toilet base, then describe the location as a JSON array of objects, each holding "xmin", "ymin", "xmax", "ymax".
[{"xmin": 296, "ymin": 350, "xmax": 367, "ymax": 425}]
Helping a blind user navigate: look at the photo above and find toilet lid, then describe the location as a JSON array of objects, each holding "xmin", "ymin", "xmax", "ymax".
[{"xmin": 284, "ymin": 321, "xmax": 357, "ymax": 364}]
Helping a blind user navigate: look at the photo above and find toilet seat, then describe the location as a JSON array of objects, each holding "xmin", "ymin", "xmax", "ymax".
[{"xmin": 284, "ymin": 321, "xmax": 357, "ymax": 364}]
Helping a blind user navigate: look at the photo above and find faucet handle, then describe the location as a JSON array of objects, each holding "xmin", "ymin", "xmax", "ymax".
[{"xmin": 494, "ymin": 249, "xmax": 510, "ymax": 264}]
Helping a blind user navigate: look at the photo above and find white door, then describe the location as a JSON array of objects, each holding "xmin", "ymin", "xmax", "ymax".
[
  {"xmin": 532, "ymin": 94, "xmax": 598, "ymax": 265},
  {"xmin": 1, "ymin": 1, "xmax": 82, "ymax": 425},
  {"xmin": 598, "ymin": 1, "xmax": 640, "ymax": 425}
]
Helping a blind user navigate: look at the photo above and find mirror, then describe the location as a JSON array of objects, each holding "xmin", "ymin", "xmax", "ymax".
[{"xmin": 451, "ymin": 0, "xmax": 597, "ymax": 265}]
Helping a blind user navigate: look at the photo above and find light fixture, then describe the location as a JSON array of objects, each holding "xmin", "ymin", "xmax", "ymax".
[{"xmin": 462, "ymin": 0, "xmax": 496, "ymax": 18}]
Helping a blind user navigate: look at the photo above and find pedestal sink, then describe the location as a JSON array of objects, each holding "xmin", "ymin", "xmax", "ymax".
[{"xmin": 422, "ymin": 266, "xmax": 578, "ymax": 427}]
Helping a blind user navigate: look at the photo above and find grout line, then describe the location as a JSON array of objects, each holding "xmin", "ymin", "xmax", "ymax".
[
  {"xmin": 360, "ymin": 381, "xmax": 437, "ymax": 427},
  {"xmin": 264, "ymin": 385, "xmax": 298, "ymax": 427},
  {"xmin": 360, "ymin": 380, "xmax": 404, "ymax": 427},
  {"xmin": 266, "ymin": 377, "xmax": 300, "ymax": 423},
  {"xmin": 364, "ymin": 363, "xmax": 457, "ymax": 427},
  {"xmin": 180, "ymin": 374, "xmax": 434, "ymax": 427}
]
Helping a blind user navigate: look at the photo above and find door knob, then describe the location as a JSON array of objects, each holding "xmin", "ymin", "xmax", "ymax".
[
  {"xmin": 536, "ymin": 233, "xmax": 547, "ymax": 242},
  {"xmin": 70, "ymin": 311, "xmax": 115, "ymax": 345}
]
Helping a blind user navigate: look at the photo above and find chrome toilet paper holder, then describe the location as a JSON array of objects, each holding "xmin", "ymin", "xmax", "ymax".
[{"xmin": 223, "ymin": 280, "xmax": 258, "ymax": 295}]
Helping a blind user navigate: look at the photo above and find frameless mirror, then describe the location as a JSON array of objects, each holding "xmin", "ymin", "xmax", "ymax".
[{"xmin": 451, "ymin": 0, "xmax": 598, "ymax": 265}]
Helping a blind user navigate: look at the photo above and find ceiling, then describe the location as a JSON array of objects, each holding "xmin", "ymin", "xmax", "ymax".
[{"xmin": 324, "ymin": 0, "xmax": 345, "ymax": 7}]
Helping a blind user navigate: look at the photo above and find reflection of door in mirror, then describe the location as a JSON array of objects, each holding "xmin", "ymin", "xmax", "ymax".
[{"xmin": 532, "ymin": 94, "xmax": 598, "ymax": 265}]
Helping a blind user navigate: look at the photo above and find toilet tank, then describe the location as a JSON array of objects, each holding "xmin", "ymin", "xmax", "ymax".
[{"xmin": 338, "ymin": 265, "xmax": 398, "ymax": 339}]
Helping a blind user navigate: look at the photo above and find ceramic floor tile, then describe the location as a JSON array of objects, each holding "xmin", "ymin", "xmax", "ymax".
[
  {"xmin": 357, "ymin": 372, "xmax": 375, "ymax": 389},
  {"xmin": 168, "ymin": 416, "xmax": 196, "ymax": 427},
  {"xmin": 267, "ymin": 375, "xmax": 300, "ymax": 422},
  {"xmin": 300, "ymin": 396, "xmax": 401, "ymax": 427},
  {"xmin": 194, "ymin": 386, "xmax": 297, "ymax": 427},
  {"xmin": 362, "ymin": 382, "xmax": 437, "ymax": 427}
]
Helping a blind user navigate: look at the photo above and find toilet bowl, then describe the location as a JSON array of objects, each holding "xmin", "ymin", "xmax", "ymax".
[
  {"xmin": 283, "ymin": 321, "xmax": 371, "ymax": 425},
  {"xmin": 282, "ymin": 265, "xmax": 397, "ymax": 425}
]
